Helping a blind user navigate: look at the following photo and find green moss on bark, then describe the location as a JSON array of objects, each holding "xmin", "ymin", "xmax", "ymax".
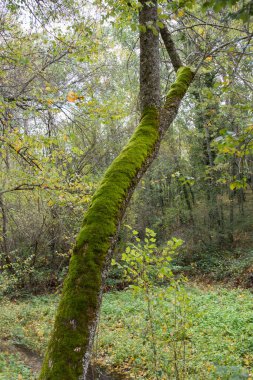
[
  {"xmin": 165, "ymin": 66, "xmax": 193, "ymax": 106},
  {"xmin": 39, "ymin": 107, "xmax": 159, "ymax": 380}
]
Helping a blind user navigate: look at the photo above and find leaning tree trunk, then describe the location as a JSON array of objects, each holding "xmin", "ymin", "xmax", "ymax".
[{"xmin": 39, "ymin": 2, "xmax": 194, "ymax": 379}]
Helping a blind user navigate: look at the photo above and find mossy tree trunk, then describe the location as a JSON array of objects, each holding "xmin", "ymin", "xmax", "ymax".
[{"xmin": 39, "ymin": 2, "xmax": 194, "ymax": 379}]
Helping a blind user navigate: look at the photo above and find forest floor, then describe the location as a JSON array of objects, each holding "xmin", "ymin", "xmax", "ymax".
[{"xmin": 0, "ymin": 284, "xmax": 253, "ymax": 379}]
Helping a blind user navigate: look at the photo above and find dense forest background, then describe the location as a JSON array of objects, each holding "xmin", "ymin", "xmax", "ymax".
[
  {"xmin": 1, "ymin": 1, "xmax": 253, "ymax": 379},
  {"xmin": 0, "ymin": 0, "xmax": 253, "ymax": 296}
]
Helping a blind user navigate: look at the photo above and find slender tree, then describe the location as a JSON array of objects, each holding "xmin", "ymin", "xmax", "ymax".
[{"xmin": 39, "ymin": 1, "xmax": 194, "ymax": 379}]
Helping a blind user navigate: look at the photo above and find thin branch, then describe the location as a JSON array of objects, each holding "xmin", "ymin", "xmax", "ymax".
[
  {"xmin": 209, "ymin": 33, "xmax": 253, "ymax": 56},
  {"xmin": 171, "ymin": 23, "xmax": 249, "ymax": 34},
  {"xmin": 0, "ymin": 182, "xmax": 91, "ymax": 195},
  {"xmin": 236, "ymin": 73, "xmax": 253, "ymax": 91},
  {"xmin": 160, "ymin": 24, "xmax": 183, "ymax": 72},
  {"xmin": 17, "ymin": 50, "xmax": 69, "ymax": 97},
  {"xmin": 126, "ymin": 37, "xmax": 139, "ymax": 86},
  {"xmin": 0, "ymin": 184, "xmax": 43, "ymax": 195},
  {"xmin": 0, "ymin": 136, "xmax": 42, "ymax": 170}
]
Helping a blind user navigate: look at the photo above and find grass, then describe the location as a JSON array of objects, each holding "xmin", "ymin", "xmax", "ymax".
[
  {"xmin": 0, "ymin": 352, "xmax": 34, "ymax": 380},
  {"xmin": 0, "ymin": 285, "xmax": 253, "ymax": 379},
  {"xmin": 0, "ymin": 295, "xmax": 57, "ymax": 380},
  {"xmin": 97, "ymin": 285, "xmax": 253, "ymax": 379}
]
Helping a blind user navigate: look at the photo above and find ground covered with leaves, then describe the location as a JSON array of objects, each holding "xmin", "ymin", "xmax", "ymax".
[{"xmin": 0, "ymin": 285, "xmax": 253, "ymax": 379}]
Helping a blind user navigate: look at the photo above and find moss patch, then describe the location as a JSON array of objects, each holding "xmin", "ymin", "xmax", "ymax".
[{"xmin": 165, "ymin": 66, "xmax": 193, "ymax": 107}]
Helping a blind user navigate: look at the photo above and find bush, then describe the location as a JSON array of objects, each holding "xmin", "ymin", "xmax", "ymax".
[{"xmin": 111, "ymin": 227, "xmax": 192, "ymax": 379}]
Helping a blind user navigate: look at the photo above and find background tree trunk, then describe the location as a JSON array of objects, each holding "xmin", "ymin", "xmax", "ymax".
[{"xmin": 0, "ymin": 194, "xmax": 14, "ymax": 272}]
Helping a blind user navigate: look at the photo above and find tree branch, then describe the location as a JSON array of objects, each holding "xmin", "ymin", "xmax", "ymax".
[
  {"xmin": 17, "ymin": 50, "xmax": 69, "ymax": 97},
  {"xmin": 0, "ymin": 136, "xmax": 42, "ymax": 170},
  {"xmin": 160, "ymin": 24, "xmax": 183, "ymax": 72},
  {"xmin": 0, "ymin": 183, "xmax": 91, "ymax": 196}
]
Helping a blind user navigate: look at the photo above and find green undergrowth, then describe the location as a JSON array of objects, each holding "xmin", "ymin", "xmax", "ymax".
[
  {"xmin": 98, "ymin": 286, "xmax": 253, "ymax": 379},
  {"xmin": 0, "ymin": 295, "xmax": 57, "ymax": 380},
  {"xmin": 0, "ymin": 287, "xmax": 253, "ymax": 379},
  {"xmin": 177, "ymin": 248, "xmax": 253, "ymax": 287},
  {"xmin": 0, "ymin": 352, "xmax": 35, "ymax": 380}
]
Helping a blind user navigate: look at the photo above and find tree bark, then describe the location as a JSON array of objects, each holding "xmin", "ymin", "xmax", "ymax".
[
  {"xmin": 0, "ymin": 194, "xmax": 14, "ymax": 272},
  {"xmin": 160, "ymin": 24, "xmax": 182, "ymax": 72},
  {"xmin": 139, "ymin": 0, "xmax": 160, "ymax": 111},
  {"xmin": 39, "ymin": 2, "xmax": 194, "ymax": 379}
]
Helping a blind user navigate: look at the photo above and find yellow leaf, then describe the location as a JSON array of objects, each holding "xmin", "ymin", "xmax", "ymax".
[
  {"xmin": 222, "ymin": 146, "xmax": 231, "ymax": 153},
  {"xmin": 246, "ymin": 125, "xmax": 253, "ymax": 132},
  {"xmin": 196, "ymin": 27, "xmax": 205, "ymax": 35},
  {"xmin": 18, "ymin": 375, "xmax": 23, "ymax": 380},
  {"xmin": 177, "ymin": 9, "xmax": 185, "ymax": 17},
  {"xmin": 14, "ymin": 141, "xmax": 22, "ymax": 152},
  {"xmin": 67, "ymin": 91, "xmax": 79, "ymax": 102},
  {"xmin": 37, "ymin": 330, "xmax": 44, "ymax": 337},
  {"xmin": 205, "ymin": 56, "xmax": 213, "ymax": 62}
]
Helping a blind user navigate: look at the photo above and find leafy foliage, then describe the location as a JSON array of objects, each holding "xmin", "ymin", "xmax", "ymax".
[
  {"xmin": 203, "ymin": 0, "xmax": 253, "ymax": 21},
  {"xmin": 112, "ymin": 228, "xmax": 191, "ymax": 379}
]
